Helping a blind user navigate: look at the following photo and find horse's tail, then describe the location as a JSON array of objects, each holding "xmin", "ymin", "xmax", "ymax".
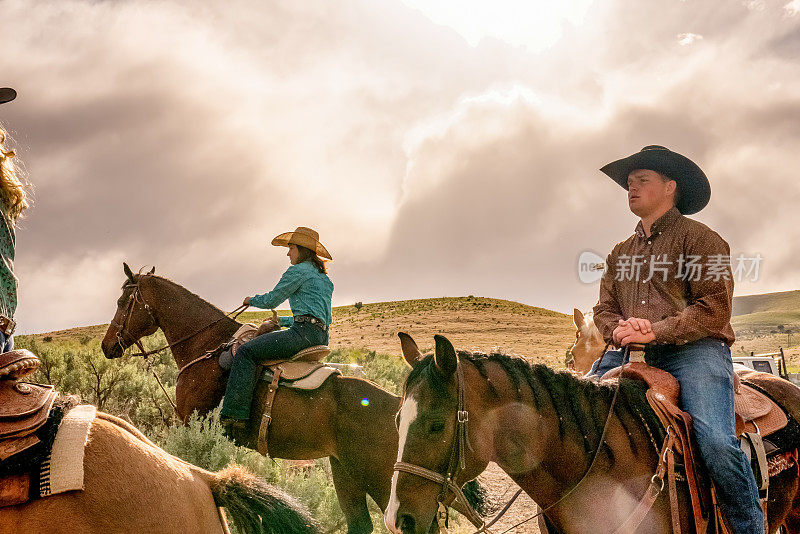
[{"xmin": 204, "ymin": 465, "xmax": 318, "ymax": 534}]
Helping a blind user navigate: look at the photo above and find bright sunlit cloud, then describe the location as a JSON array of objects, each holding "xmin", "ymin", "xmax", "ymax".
[
  {"xmin": 398, "ymin": 0, "xmax": 594, "ymax": 51},
  {"xmin": 677, "ymin": 32, "xmax": 703, "ymax": 45}
]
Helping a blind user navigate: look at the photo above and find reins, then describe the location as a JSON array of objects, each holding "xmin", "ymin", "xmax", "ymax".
[
  {"xmin": 111, "ymin": 278, "xmax": 249, "ymax": 418},
  {"xmin": 395, "ymin": 341, "xmax": 669, "ymax": 534}
]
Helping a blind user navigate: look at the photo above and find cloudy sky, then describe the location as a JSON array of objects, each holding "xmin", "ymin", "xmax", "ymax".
[{"xmin": 1, "ymin": 0, "xmax": 799, "ymax": 334}]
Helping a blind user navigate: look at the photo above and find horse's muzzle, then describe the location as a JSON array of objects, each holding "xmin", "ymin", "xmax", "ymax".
[{"xmin": 101, "ymin": 339, "xmax": 124, "ymax": 359}]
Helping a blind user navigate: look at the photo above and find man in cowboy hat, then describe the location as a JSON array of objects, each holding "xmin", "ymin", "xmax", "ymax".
[{"xmin": 591, "ymin": 146, "xmax": 763, "ymax": 533}]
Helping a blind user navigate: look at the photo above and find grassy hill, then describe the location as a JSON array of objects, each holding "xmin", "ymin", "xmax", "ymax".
[
  {"xmin": 729, "ymin": 290, "xmax": 800, "ymax": 365},
  {"xmin": 733, "ymin": 290, "xmax": 800, "ymax": 316},
  {"xmin": 21, "ymin": 291, "xmax": 800, "ymax": 368},
  {"xmin": 21, "ymin": 296, "xmax": 575, "ymax": 368}
]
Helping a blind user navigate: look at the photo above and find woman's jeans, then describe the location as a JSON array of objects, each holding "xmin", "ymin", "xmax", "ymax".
[
  {"xmin": 589, "ymin": 338, "xmax": 764, "ymax": 534},
  {"xmin": 221, "ymin": 322, "xmax": 328, "ymax": 420}
]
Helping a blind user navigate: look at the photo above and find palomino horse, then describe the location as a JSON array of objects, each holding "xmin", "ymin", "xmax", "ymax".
[
  {"xmin": 386, "ymin": 333, "xmax": 800, "ymax": 534},
  {"xmin": 100, "ymin": 264, "xmax": 486, "ymax": 534},
  {"xmin": 1, "ymin": 408, "xmax": 315, "ymax": 534},
  {"xmin": 568, "ymin": 308, "xmax": 606, "ymax": 375}
]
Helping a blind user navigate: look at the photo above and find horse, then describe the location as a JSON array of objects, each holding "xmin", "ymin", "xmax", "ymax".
[
  {"xmin": 1, "ymin": 407, "xmax": 316, "ymax": 534},
  {"xmin": 100, "ymin": 264, "xmax": 487, "ymax": 534},
  {"xmin": 386, "ymin": 333, "xmax": 800, "ymax": 534},
  {"xmin": 568, "ymin": 308, "xmax": 606, "ymax": 375}
]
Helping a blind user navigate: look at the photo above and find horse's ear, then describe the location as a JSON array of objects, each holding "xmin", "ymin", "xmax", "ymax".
[
  {"xmin": 433, "ymin": 335, "xmax": 457, "ymax": 377},
  {"xmin": 123, "ymin": 263, "xmax": 135, "ymax": 282},
  {"xmin": 398, "ymin": 332, "xmax": 422, "ymax": 367},
  {"xmin": 573, "ymin": 308, "xmax": 585, "ymax": 329},
  {"xmin": 148, "ymin": 266, "xmax": 155, "ymax": 275}
]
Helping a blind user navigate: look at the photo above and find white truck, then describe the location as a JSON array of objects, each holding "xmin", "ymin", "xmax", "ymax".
[{"xmin": 732, "ymin": 348, "xmax": 800, "ymax": 386}]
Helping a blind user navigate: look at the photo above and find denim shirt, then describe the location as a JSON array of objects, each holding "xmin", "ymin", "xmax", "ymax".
[
  {"xmin": 249, "ymin": 261, "xmax": 333, "ymax": 327},
  {"xmin": 0, "ymin": 204, "xmax": 16, "ymax": 319}
]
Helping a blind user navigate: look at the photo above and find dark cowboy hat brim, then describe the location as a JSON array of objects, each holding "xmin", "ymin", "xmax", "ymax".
[
  {"xmin": 0, "ymin": 88, "xmax": 16, "ymax": 105},
  {"xmin": 600, "ymin": 145, "xmax": 711, "ymax": 215}
]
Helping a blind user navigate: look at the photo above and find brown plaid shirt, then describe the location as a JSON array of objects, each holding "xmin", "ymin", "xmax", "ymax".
[{"xmin": 593, "ymin": 206, "xmax": 736, "ymax": 346}]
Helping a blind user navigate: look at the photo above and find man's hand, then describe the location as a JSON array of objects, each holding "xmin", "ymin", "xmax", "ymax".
[
  {"xmin": 620, "ymin": 330, "xmax": 655, "ymax": 346},
  {"xmin": 243, "ymin": 296, "xmax": 251, "ymax": 306},
  {"xmin": 612, "ymin": 318, "xmax": 653, "ymax": 345},
  {"xmin": 626, "ymin": 317, "xmax": 652, "ymax": 334}
]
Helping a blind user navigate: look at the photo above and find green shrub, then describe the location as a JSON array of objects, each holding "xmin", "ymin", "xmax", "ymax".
[{"xmin": 161, "ymin": 408, "xmax": 344, "ymax": 533}]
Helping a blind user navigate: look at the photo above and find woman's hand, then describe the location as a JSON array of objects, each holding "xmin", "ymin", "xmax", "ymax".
[{"xmin": 243, "ymin": 296, "xmax": 251, "ymax": 307}]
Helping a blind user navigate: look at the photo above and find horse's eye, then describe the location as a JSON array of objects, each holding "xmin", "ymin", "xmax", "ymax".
[{"xmin": 429, "ymin": 421, "xmax": 445, "ymax": 434}]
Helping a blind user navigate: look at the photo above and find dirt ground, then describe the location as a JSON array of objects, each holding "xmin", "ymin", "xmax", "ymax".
[{"xmin": 467, "ymin": 463, "xmax": 542, "ymax": 534}]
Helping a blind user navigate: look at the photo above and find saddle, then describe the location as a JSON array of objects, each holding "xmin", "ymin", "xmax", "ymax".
[
  {"xmin": 604, "ymin": 357, "xmax": 788, "ymax": 534},
  {"xmin": 254, "ymin": 345, "xmax": 334, "ymax": 456},
  {"xmin": 0, "ymin": 349, "xmax": 58, "ymax": 507}
]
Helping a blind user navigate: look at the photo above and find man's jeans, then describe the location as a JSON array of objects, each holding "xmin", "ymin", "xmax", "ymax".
[
  {"xmin": 221, "ymin": 322, "xmax": 328, "ymax": 421},
  {"xmin": 589, "ymin": 338, "xmax": 764, "ymax": 534}
]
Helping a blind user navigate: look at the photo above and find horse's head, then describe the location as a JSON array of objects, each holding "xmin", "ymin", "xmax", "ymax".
[
  {"xmin": 386, "ymin": 333, "xmax": 488, "ymax": 534},
  {"xmin": 568, "ymin": 308, "xmax": 606, "ymax": 374},
  {"xmin": 101, "ymin": 263, "xmax": 159, "ymax": 359}
]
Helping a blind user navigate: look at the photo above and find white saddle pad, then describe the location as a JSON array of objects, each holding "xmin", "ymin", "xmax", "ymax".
[{"xmin": 39, "ymin": 404, "xmax": 96, "ymax": 497}]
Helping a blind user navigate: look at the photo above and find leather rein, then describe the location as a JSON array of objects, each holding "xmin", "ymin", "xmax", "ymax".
[{"xmin": 393, "ymin": 346, "xmax": 671, "ymax": 534}]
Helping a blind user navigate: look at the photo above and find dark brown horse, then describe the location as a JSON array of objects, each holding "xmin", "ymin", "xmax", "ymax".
[
  {"xmin": 386, "ymin": 333, "xmax": 800, "ymax": 534},
  {"xmin": 100, "ymin": 264, "xmax": 486, "ymax": 534}
]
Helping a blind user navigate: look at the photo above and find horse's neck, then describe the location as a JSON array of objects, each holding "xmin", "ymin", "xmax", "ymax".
[
  {"xmin": 144, "ymin": 278, "xmax": 238, "ymax": 366},
  {"xmin": 483, "ymin": 370, "xmax": 661, "ymax": 530},
  {"xmin": 477, "ymin": 366, "xmax": 612, "ymax": 497}
]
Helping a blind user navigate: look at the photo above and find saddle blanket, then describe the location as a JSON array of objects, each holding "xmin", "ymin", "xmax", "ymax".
[{"xmin": 39, "ymin": 404, "xmax": 96, "ymax": 497}]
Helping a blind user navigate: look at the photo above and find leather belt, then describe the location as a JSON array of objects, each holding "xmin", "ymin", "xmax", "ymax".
[
  {"xmin": 293, "ymin": 315, "xmax": 328, "ymax": 331},
  {"xmin": 0, "ymin": 315, "xmax": 16, "ymax": 336}
]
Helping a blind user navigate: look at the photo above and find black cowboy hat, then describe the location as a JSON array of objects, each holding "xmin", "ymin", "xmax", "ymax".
[
  {"xmin": 600, "ymin": 145, "xmax": 711, "ymax": 215},
  {"xmin": 0, "ymin": 88, "xmax": 16, "ymax": 105}
]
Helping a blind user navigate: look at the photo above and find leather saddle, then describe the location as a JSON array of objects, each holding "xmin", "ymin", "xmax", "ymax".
[
  {"xmin": 603, "ymin": 360, "xmax": 788, "ymax": 533},
  {"xmin": 260, "ymin": 345, "xmax": 333, "ymax": 383},
  {"xmin": 606, "ymin": 362, "xmax": 788, "ymax": 438},
  {"xmin": 254, "ymin": 345, "xmax": 334, "ymax": 457},
  {"xmin": 0, "ymin": 349, "xmax": 58, "ymax": 507}
]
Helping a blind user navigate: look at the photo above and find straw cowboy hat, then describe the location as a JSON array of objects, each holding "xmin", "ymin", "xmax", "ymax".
[
  {"xmin": 600, "ymin": 145, "xmax": 711, "ymax": 215},
  {"xmin": 271, "ymin": 227, "xmax": 332, "ymax": 260},
  {"xmin": 0, "ymin": 88, "xmax": 17, "ymax": 105}
]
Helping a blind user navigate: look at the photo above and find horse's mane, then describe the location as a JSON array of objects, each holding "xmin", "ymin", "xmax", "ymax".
[
  {"xmin": 406, "ymin": 351, "xmax": 665, "ymax": 461},
  {"xmin": 134, "ymin": 274, "xmax": 234, "ymax": 320}
]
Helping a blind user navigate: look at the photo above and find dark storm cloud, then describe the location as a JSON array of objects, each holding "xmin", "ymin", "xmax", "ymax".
[{"xmin": 0, "ymin": 0, "xmax": 798, "ymax": 333}]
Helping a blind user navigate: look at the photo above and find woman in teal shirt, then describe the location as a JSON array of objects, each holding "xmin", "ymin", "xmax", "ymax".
[{"xmin": 221, "ymin": 227, "xmax": 333, "ymax": 428}]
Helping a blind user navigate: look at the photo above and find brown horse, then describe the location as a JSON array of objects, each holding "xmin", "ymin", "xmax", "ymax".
[
  {"xmin": 1, "ymin": 409, "xmax": 316, "ymax": 534},
  {"xmin": 100, "ymin": 264, "xmax": 486, "ymax": 534},
  {"xmin": 386, "ymin": 333, "xmax": 800, "ymax": 534}
]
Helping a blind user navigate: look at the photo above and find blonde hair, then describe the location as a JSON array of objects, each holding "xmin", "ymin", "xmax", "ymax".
[{"xmin": 0, "ymin": 127, "xmax": 30, "ymax": 223}]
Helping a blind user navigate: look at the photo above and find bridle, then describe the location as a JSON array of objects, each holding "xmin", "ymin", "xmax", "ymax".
[
  {"xmin": 393, "ymin": 346, "xmax": 669, "ymax": 534},
  {"xmin": 394, "ymin": 361, "xmax": 490, "ymax": 532},
  {"xmin": 111, "ymin": 280, "xmax": 158, "ymax": 356},
  {"xmin": 110, "ymin": 276, "xmax": 247, "ymax": 415}
]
